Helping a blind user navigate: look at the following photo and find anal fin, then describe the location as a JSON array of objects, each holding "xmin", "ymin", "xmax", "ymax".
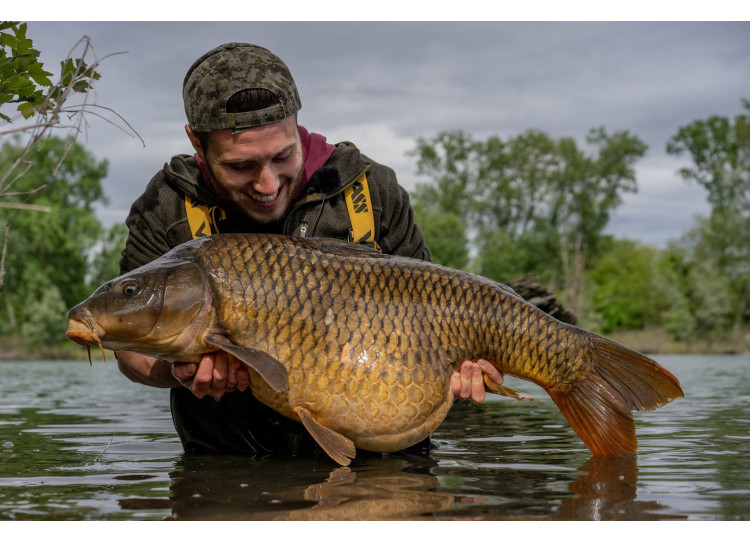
[
  {"xmin": 295, "ymin": 406, "xmax": 356, "ymax": 466},
  {"xmin": 484, "ymin": 373, "xmax": 534, "ymax": 401},
  {"xmin": 205, "ymin": 334, "xmax": 288, "ymax": 392}
]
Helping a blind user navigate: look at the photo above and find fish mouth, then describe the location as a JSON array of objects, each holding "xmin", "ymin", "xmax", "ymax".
[{"xmin": 66, "ymin": 318, "xmax": 106, "ymax": 365}]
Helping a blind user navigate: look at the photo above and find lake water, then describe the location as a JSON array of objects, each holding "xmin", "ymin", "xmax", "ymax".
[{"xmin": 0, "ymin": 355, "xmax": 748, "ymax": 522}]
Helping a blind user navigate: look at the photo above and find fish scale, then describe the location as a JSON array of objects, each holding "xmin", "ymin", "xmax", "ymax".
[{"xmin": 66, "ymin": 233, "xmax": 683, "ymax": 465}]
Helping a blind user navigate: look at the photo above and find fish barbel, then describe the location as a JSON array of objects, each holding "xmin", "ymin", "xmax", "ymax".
[{"xmin": 66, "ymin": 233, "xmax": 683, "ymax": 465}]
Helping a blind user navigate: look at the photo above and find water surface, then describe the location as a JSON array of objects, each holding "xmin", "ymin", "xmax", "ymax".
[{"xmin": 0, "ymin": 355, "xmax": 748, "ymax": 520}]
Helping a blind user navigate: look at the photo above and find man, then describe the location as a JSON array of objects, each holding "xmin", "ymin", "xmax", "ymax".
[{"xmin": 116, "ymin": 43, "xmax": 502, "ymax": 456}]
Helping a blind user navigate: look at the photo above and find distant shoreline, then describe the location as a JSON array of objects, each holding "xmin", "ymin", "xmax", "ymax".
[
  {"xmin": 2, "ymin": 326, "xmax": 747, "ymax": 361},
  {"xmin": 607, "ymin": 326, "xmax": 749, "ymax": 356},
  {"xmin": 0, "ymin": 336, "xmax": 97, "ymax": 362}
]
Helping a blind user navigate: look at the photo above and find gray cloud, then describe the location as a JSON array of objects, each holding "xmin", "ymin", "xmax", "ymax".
[{"xmin": 20, "ymin": 21, "xmax": 750, "ymax": 246}]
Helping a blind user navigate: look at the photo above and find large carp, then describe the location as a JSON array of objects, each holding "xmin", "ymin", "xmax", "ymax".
[{"xmin": 66, "ymin": 233, "xmax": 683, "ymax": 465}]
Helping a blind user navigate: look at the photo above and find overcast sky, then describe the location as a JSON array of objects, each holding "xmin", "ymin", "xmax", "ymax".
[{"xmin": 13, "ymin": 19, "xmax": 750, "ymax": 247}]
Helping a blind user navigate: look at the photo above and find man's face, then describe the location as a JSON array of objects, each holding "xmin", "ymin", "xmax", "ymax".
[{"xmin": 189, "ymin": 116, "xmax": 304, "ymax": 226}]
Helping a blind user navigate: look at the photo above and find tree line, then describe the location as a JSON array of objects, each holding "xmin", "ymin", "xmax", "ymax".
[
  {"xmin": 1, "ymin": 99, "xmax": 747, "ymax": 351},
  {"xmin": 411, "ymin": 100, "xmax": 749, "ymax": 352}
]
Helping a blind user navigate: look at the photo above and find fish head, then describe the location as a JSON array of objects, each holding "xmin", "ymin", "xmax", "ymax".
[{"xmin": 66, "ymin": 257, "xmax": 215, "ymax": 361}]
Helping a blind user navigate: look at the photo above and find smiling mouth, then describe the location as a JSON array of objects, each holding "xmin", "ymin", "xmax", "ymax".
[{"xmin": 249, "ymin": 191, "xmax": 280, "ymax": 204}]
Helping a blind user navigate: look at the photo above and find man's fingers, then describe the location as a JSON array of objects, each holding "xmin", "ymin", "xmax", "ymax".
[
  {"xmin": 211, "ymin": 351, "xmax": 228, "ymax": 387},
  {"xmin": 451, "ymin": 359, "xmax": 505, "ymax": 403},
  {"xmin": 234, "ymin": 356, "xmax": 250, "ymax": 392},
  {"xmin": 191, "ymin": 356, "xmax": 215, "ymax": 399},
  {"xmin": 478, "ymin": 359, "xmax": 503, "ymax": 386},
  {"xmin": 173, "ymin": 354, "xmax": 250, "ymax": 401},
  {"xmin": 470, "ymin": 364, "xmax": 485, "ymax": 404},
  {"xmin": 450, "ymin": 371, "xmax": 461, "ymax": 399},
  {"xmin": 225, "ymin": 353, "xmax": 239, "ymax": 391},
  {"xmin": 459, "ymin": 360, "xmax": 475, "ymax": 400},
  {"xmin": 172, "ymin": 362, "xmax": 196, "ymax": 382}
]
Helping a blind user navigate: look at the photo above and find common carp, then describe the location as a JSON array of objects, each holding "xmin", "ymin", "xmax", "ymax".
[{"xmin": 66, "ymin": 233, "xmax": 683, "ymax": 465}]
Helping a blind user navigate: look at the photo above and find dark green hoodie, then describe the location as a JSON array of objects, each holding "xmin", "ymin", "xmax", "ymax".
[
  {"xmin": 119, "ymin": 138, "xmax": 431, "ymax": 457},
  {"xmin": 120, "ymin": 141, "xmax": 430, "ymax": 274}
]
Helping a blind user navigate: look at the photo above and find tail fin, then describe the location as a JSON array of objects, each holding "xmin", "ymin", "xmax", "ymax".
[{"xmin": 547, "ymin": 335, "xmax": 684, "ymax": 456}]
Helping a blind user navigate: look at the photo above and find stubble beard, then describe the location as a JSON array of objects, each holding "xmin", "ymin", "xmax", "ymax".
[{"xmin": 206, "ymin": 162, "xmax": 304, "ymax": 231}]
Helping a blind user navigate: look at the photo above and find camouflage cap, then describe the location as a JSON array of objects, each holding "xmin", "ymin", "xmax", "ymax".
[{"xmin": 182, "ymin": 43, "xmax": 301, "ymax": 133}]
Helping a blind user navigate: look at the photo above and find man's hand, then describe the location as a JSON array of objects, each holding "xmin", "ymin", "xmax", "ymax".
[
  {"xmin": 450, "ymin": 359, "xmax": 503, "ymax": 404},
  {"xmin": 172, "ymin": 351, "xmax": 250, "ymax": 400}
]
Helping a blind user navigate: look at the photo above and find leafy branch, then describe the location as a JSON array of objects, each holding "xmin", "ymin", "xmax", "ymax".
[{"xmin": 0, "ymin": 21, "xmax": 143, "ymax": 292}]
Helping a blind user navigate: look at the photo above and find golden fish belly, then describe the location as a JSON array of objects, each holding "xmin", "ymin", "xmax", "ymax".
[{"xmin": 255, "ymin": 342, "xmax": 454, "ymax": 452}]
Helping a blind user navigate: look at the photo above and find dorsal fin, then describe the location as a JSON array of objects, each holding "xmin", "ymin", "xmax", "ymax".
[{"xmin": 302, "ymin": 237, "xmax": 387, "ymax": 259}]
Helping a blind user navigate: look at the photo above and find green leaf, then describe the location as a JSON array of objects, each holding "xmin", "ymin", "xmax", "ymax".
[
  {"xmin": 0, "ymin": 33, "xmax": 16, "ymax": 49},
  {"xmin": 59, "ymin": 58, "xmax": 75, "ymax": 85},
  {"xmin": 27, "ymin": 61, "xmax": 53, "ymax": 87},
  {"xmin": 17, "ymin": 100, "xmax": 39, "ymax": 119},
  {"xmin": 72, "ymin": 80, "xmax": 91, "ymax": 93}
]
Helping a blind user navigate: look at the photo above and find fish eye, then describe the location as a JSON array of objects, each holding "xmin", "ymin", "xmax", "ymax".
[{"xmin": 121, "ymin": 280, "xmax": 140, "ymax": 298}]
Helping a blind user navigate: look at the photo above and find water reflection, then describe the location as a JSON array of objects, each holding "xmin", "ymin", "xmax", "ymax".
[
  {"xmin": 115, "ymin": 450, "xmax": 688, "ymax": 520},
  {"xmin": 163, "ymin": 454, "xmax": 455, "ymax": 520},
  {"xmin": 555, "ymin": 457, "xmax": 686, "ymax": 520}
]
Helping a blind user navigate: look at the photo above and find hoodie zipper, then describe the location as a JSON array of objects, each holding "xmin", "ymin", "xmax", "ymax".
[{"xmin": 284, "ymin": 164, "xmax": 370, "ymax": 238}]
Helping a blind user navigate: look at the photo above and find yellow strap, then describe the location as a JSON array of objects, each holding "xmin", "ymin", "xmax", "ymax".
[
  {"xmin": 185, "ymin": 194, "xmax": 226, "ymax": 239},
  {"xmin": 185, "ymin": 177, "xmax": 374, "ymax": 247},
  {"xmin": 344, "ymin": 173, "xmax": 379, "ymax": 249}
]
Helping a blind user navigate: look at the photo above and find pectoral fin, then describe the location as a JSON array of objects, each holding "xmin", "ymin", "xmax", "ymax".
[
  {"xmin": 483, "ymin": 374, "xmax": 534, "ymax": 401},
  {"xmin": 205, "ymin": 334, "xmax": 288, "ymax": 392},
  {"xmin": 294, "ymin": 406, "xmax": 356, "ymax": 466}
]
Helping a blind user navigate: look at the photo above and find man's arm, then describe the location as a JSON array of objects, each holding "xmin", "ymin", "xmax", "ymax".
[
  {"xmin": 117, "ymin": 350, "xmax": 250, "ymax": 401},
  {"xmin": 116, "ymin": 351, "xmax": 180, "ymax": 388}
]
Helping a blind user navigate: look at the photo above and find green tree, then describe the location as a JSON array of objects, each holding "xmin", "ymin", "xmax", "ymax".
[
  {"xmin": 0, "ymin": 136, "xmax": 108, "ymax": 333},
  {"xmin": 551, "ymin": 129, "xmax": 647, "ymax": 315},
  {"xmin": 409, "ymin": 130, "xmax": 480, "ymax": 221},
  {"xmin": 20, "ymin": 284, "xmax": 67, "ymax": 345},
  {"xmin": 652, "ymin": 243, "xmax": 695, "ymax": 348},
  {"xmin": 666, "ymin": 99, "xmax": 750, "ymax": 343},
  {"xmin": 410, "ymin": 128, "xmax": 647, "ymax": 317},
  {"xmin": 412, "ymin": 202, "xmax": 469, "ymax": 270},
  {"xmin": 658, "ymin": 225, "xmax": 736, "ymax": 351},
  {"xmin": 666, "ymin": 99, "xmax": 750, "ymax": 214},
  {"xmin": 473, "ymin": 130, "xmax": 561, "ymax": 239},
  {"xmin": 1, "ymin": 21, "xmax": 102, "ymax": 123},
  {"xmin": 0, "ymin": 22, "xmax": 141, "ymax": 350},
  {"xmin": 478, "ymin": 227, "xmax": 562, "ymax": 286},
  {"xmin": 586, "ymin": 239, "xmax": 662, "ymax": 333},
  {"xmin": 88, "ymin": 222, "xmax": 129, "ymax": 286}
]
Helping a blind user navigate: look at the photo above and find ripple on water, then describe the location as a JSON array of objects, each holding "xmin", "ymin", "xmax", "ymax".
[{"xmin": 0, "ymin": 357, "xmax": 749, "ymax": 520}]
